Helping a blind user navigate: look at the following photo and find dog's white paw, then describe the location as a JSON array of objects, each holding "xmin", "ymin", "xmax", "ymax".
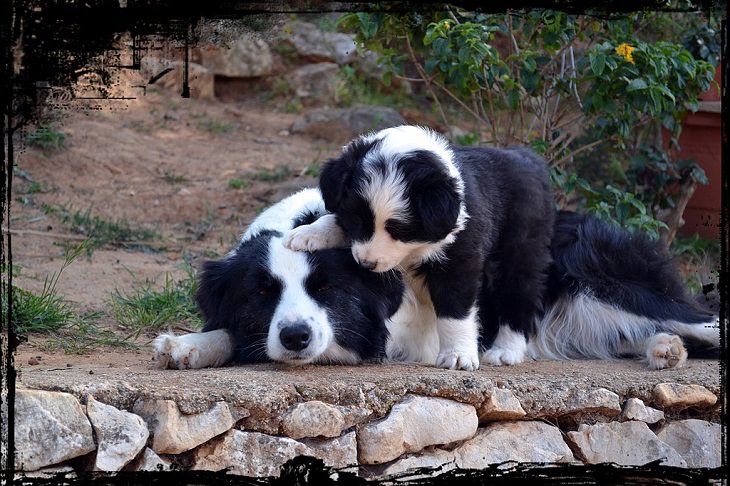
[
  {"xmin": 481, "ymin": 346, "xmax": 527, "ymax": 366},
  {"xmin": 283, "ymin": 225, "xmax": 333, "ymax": 252},
  {"xmin": 646, "ymin": 333, "xmax": 687, "ymax": 370},
  {"xmin": 436, "ymin": 348, "xmax": 480, "ymax": 371},
  {"xmin": 153, "ymin": 334, "xmax": 201, "ymax": 370}
]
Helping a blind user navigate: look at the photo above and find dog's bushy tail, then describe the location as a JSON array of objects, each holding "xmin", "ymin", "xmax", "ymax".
[{"xmin": 533, "ymin": 211, "xmax": 718, "ymax": 360}]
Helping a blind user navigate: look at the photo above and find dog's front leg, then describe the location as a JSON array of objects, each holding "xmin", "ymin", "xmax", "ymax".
[
  {"xmin": 283, "ymin": 214, "xmax": 349, "ymax": 252},
  {"xmin": 153, "ymin": 329, "xmax": 234, "ymax": 369}
]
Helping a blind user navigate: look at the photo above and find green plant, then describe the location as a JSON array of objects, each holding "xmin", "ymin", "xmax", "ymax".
[
  {"xmin": 41, "ymin": 311, "xmax": 140, "ymax": 354},
  {"xmin": 4, "ymin": 244, "xmax": 80, "ymax": 334},
  {"xmin": 26, "ymin": 125, "xmax": 66, "ymax": 151},
  {"xmin": 42, "ymin": 204, "xmax": 159, "ymax": 251},
  {"xmin": 195, "ymin": 115, "xmax": 234, "ymax": 134},
  {"xmin": 282, "ymin": 99, "xmax": 303, "ymax": 114},
  {"xmin": 111, "ymin": 263, "xmax": 202, "ymax": 338},
  {"xmin": 253, "ymin": 165, "xmax": 292, "ymax": 183},
  {"xmin": 228, "ymin": 178, "xmax": 250, "ymax": 190},
  {"xmin": 341, "ymin": 8, "xmax": 716, "ymax": 243}
]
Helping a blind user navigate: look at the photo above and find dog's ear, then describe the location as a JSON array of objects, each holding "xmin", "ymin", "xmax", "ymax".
[
  {"xmin": 319, "ymin": 155, "xmax": 353, "ymax": 213},
  {"xmin": 195, "ymin": 258, "xmax": 234, "ymax": 331},
  {"xmin": 400, "ymin": 151, "xmax": 462, "ymax": 242},
  {"xmin": 320, "ymin": 138, "xmax": 376, "ymax": 212}
]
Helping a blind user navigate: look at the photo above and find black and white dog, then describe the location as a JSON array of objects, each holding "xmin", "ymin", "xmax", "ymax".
[
  {"xmin": 154, "ymin": 188, "xmax": 403, "ymax": 369},
  {"xmin": 284, "ymin": 125, "xmax": 719, "ymax": 370}
]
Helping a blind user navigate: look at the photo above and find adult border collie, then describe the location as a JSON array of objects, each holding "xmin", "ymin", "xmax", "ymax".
[
  {"xmin": 284, "ymin": 125, "xmax": 719, "ymax": 370},
  {"xmin": 154, "ymin": 188, "xmax": 403, "ymax": 369}
]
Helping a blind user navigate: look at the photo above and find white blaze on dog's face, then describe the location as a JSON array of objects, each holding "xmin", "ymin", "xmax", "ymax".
[
  {"xmin": 320, "ymin": 125, "xmax": 469, "ymax": 272},
  {"xmin": 265, "ymin": 237, "xmax": 339, "ymax": 363}
]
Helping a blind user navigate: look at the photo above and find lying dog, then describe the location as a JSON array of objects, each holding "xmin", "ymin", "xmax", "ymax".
[
  {"xmin": 154, "ymin": 188, "xmax": 403, "ymax": 369},
  {"xmin": 284, "ymin": 125, "xmax": 719, "ymax": 370}
]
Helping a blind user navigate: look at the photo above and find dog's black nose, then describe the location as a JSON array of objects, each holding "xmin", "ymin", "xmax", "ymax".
[
  {"xmin": 280, "ymin": 323, "xmax": 312, "ymax": 351},
  {"xmin": 359, "ymin": 259, "xmax": 377, "ymax": 270}
]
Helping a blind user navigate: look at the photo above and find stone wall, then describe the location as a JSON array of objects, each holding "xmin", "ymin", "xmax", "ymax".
[{"xmin": 13, "ymin": 380, "xmax": 721, "ymax": 480}]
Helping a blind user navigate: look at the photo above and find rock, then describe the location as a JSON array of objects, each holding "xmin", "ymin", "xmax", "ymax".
[
  {"xmin": 456, "ymin": 421, "xmax": 574, "ymax": 466},
  {"xmin": 620, "ymin": 398, "xmax": 664, "ymax": 424},
  {"xmin": 132, "ymin": 399, "xmax": 234, "ymax": 454},
  {"xmin": 126, "ymin": 447, "xmax": 173, "ymax": 472},
  {"xmin": 279, "ymin": 401, "xmax": 347, "ymax": 439},
  {"xmin": 478, "ymin": 388, "xmax": 526, "ymax": 422},
  {"xmin": 192, "ymin": 429, "xmax": 355, "ymax": 476},
  {"xmin": 372, "ymin": 448, "xmax": 456, "ymax": 480},
  {"xmin": 140, "ymin": 57, "xmax": 215, "ymax": 99},
  {"xmin": 567, "ymin": 421, "xmax": 686, "ymax": 467},
  {"xmin": 357, "ymin": 395, "xmax": 478, "ymax": 465},
  {"xmin": 302, "ymin": 431, "xmax": 358, "ymax": 469},
  {"xmin": 564, "ymin": 388, "xmax": 621, "ymax": 417},
  {"xmin": 656, "ymin": 420, "xmax": 721, "ymax": 468},
  {"xmin": 86, "ymin": 396, "xmax": 149, "ymax": 472},
  {"xmin": 290, "ymin": 106, "xmax": 405, "ymax": 144},
  {"xmin": 279, "ymin": 21, "xmax": 357, "ymax": 65},
  {"xmin": 653, "ymin": 383, "xmax": 717, "ymax": 409},
  {"xmin": 197, "ymin": 37, "xmax": 273, "ymax": 77},
  {"xmin": 290, "ymin": 63, "xmax": 340, "ymax": 104},
  {"xmin": 15, "ymin": 389, "xmax": 96, "ymax": 472}
]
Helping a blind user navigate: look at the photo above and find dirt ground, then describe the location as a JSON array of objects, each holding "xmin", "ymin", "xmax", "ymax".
[{"xmin": 9, "ymin": 84, "xmax": 343, "ymax": 369}]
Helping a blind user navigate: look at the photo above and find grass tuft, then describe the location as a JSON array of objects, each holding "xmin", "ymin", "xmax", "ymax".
[
  {"xmin": 27, "ymin": 126, "xmax": 66, "ymax": 151},
  {"xmin": 111, "ymin": 263, "xmax": 202, "ymax": 338}
]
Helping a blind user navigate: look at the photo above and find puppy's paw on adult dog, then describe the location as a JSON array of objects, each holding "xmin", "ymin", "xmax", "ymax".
[
  {"xmin": 283, "ymin": 214, "xmax": 348, "ymax": 252},
  {"xmin": 436, "ymin": 349, "xmax": 480, "ymax": 371},
  {"xmin": 646, "ymin": 333, "xmax": 688, "ymax": 370},
  {"xmin": 153, "ymin": 334, "xmax": 201, "ymax": 370}
]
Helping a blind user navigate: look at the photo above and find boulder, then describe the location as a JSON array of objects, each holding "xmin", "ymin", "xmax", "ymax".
[
  {"xmin": 140, "ymin": 57, "xmax": 214, "ymax": 99},
  {"xmin": 197, "ymin": 36, "xmax": 273, "ymax": 77},
  {"xmin": 567, "ymin": 421, "xmax": 686, "ymax": 467},
  {"xmin": 279, "ymin": 21, "xmax": 357, "ymax": 65},
  {"xmin": 563, "ymin": 388, "xmax": 622, "ymax": 417},
  {"xmin": 290, "ymin": 63, "xmax": 340, "ymax": 104},
  {"xmin": 656, "ymin": 419, "xmax": 721, "ymax": 468},
  {"xmin": 132, "ymin": 399, "xmax": 234, "ymax": 454},
  {"xmin": 86, "ymin": 395, "xmax": 149, "ymax": 471},
  {"xmin": 357, "ymin": 395, "xmax": 477, "ymax": 465},
  {"xmin": 15, "ymin": 389, "xmax": 96, "ymax": 472},
  {"xmin": 290, "ymin": 106, "xmax": 405, "ymax": 144},
  {"xmin": 126, "ymin": 447, "xmax": 174, "ymax": 472}
]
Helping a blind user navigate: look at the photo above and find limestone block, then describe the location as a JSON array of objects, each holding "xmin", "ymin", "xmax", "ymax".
[
  {"xmin": 15, "ymin": 389, "xmax": 96, "ymax": 471},
  {"xmin": 478, "ymin": 388, "xmax": 526, "ymax": 421},
  {"xmin": 197, "ymin": 37, "xmax": 273, "ymax": 77},
  {"xmin": 564, "ymin": 388, "xmax": 621, "ymax": 416},
  {"xmin": 357, "ymin": 395, "xmax": 478, "ymax": 464},
  {"xmin": 132, "ymin": 399, "xmax": 234, "ymax": 454},
  {"xmin": 567, "ymin": 421, "xmax": 686, "ymax": 467},
  {"xmin": 620, "ymin": 398, "xmax": 664, "ymax": 424},
  {"xmin": 140, "ymin": 57, "xmax": 215, "ymax": 99},
  {"xmin": 127, "ymin": 448, "xmax": 174, "ymax": 472},
  {"xmin": 86, "ymin": 395, "xmax": 149, "ymax": 471},
  {"xmin": 280, "ymin": 21, "xmax": 357, "ymax": 65},
  {"xmin": 192, "ymin": 429, "xmax": 356, "ymax": 476},
  {"xmin": 374, "ymin": 448, "xmax": 456, "ymax": 479},
  {"xmin": 656, "ymin": 419, "xmax": 721, "ymax": 468},
  {"xmin": 290, "ymin": 106, "xmax": 406, "ymax": 144},
  {"xmin": 653, "ymin": 383, "xmax": 717, "ymax": 409},
  {"xmin": 280, "ymin": 400, "xmax": 347, "ymax": 439},
  {"xmin": 290, "ymin": 63, "xmax": 339, "ymax": 103},
  {"xmin": 302, "ymin": 431, "xmax": 358, "ymax": 469},
  {"xmin": 456, "ymin": 421, "xmax": 574, "ymax": 466}
]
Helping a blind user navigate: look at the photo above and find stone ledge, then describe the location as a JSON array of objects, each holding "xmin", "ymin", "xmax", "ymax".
[{"xmin": 13, "ymin": 359, "xmax": 721, "ymax": 477}]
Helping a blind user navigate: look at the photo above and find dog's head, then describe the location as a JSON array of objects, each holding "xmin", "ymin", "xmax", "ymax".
[
  {"xmin": 195, "ymin": 231, "xmax": 403, "ymax": 365},
  {"xmin": 320, "ymin": 125, "xmax": 467, "ymax": 272}
]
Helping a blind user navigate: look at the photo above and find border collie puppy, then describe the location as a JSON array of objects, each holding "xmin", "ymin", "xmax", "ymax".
[
  {"xmin": 154, "ymin": 188, "xmax": 403, "ymax": 369},
  {"xmin": 284, "ymin": 125, "xmax": 719, "ymax": 370},
  {"xmin": 285, "ymin": 125, "xmax": 555, "ymax": 370}
]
